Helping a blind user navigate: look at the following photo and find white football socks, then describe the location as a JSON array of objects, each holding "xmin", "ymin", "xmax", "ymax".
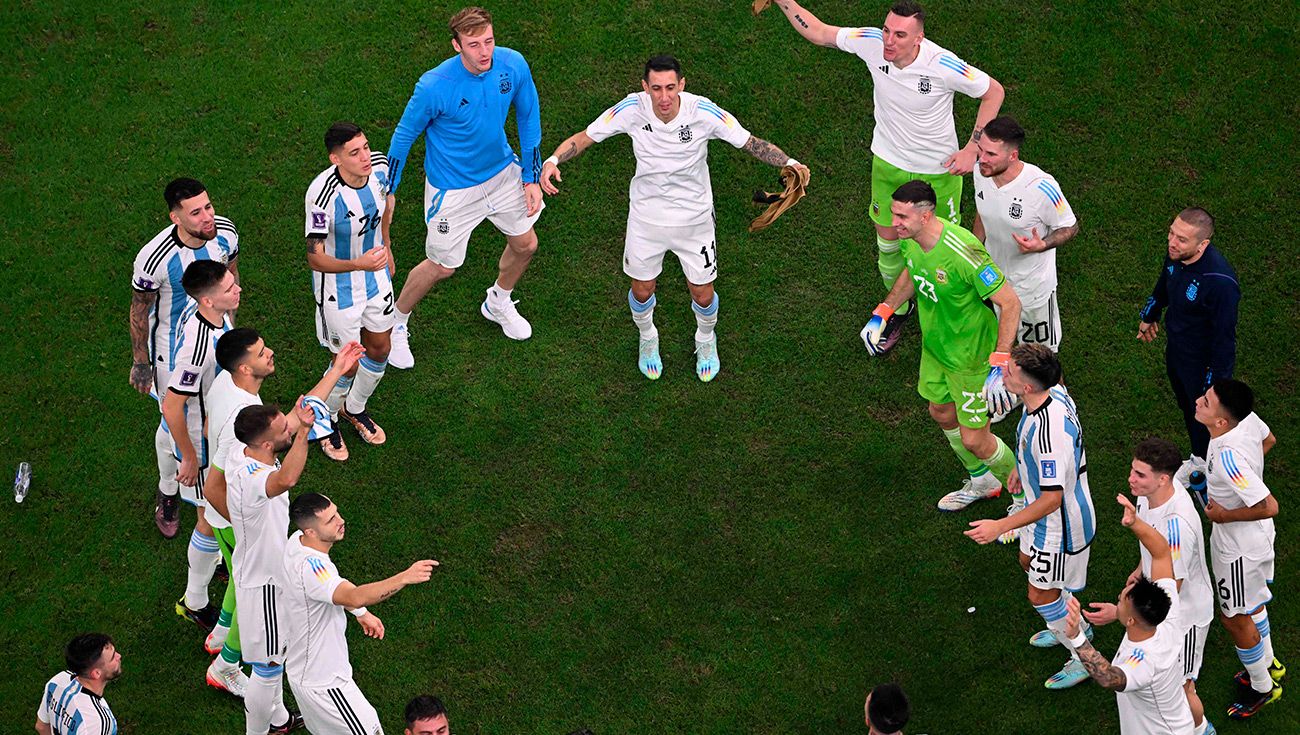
[
  {"xmin": 185, "ymin": 528, "xmax": 220, "ymax": 610},
  {"xmin": 345, "ymin": 356, "xmax": 387, "ymax": 415},
  {"xmin": 692, "ymin": 293, "xmax": 719, "ymax": 343},
  {"xmin": 628, "ymin": 290, "xmax": 657, "ymax": 340},
  {"xmin": 156, "ymin": 422, "xmax": 179, "ymax": 497}
]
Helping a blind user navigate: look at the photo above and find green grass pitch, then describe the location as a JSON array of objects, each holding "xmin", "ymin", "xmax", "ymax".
[{"xmin": 1, "ymin": 1, "xmax": 1296, "ymax": 732}]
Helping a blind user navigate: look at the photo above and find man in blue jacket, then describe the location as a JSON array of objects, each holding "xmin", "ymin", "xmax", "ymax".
[
  {"xmin": 1138, "ymin": 206, "xmax": 1240, "ymax": 483},
  {"xmin": 386, "ymin": 6, "xmax": 544, "ymax": 368}
]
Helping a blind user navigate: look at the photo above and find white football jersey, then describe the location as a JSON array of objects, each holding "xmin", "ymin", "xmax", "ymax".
[
  {"xmin": 585, "ymin": 91, "xmax": 751, "ymax": 227},
  {"xmin": 1207, "ymin": 413, "xmax": 1275, "ymax": 558},
  {"xmin": 37, "ymin": 670, "xmax": 118, "ymax": 735},
  {"xmin": 1137, "ymin": 485, "xmax": 1215, "ymax": 627},
  {"xmin": 282, "ymin": 531, "xmax": 354, "ymax": 689},
  {"xmin": 227, "ymin": 455, "xmax": 290, "ymax": 589},
  {"xmin": 166, "ymin": 305, "xmax": 232, "ymax": 465},
  {"xmin": 131, "ymin": 220, "xmax": 239, "ymax": 375},
  {"xmin": 305, "ymin": 152, "xmax": 392, "ymax": 311},
  {"xmin": 1016, "ymin": 385, "xmax": 1096, "ymax": 554},
  {"xmin": 972, "ymin": 162, "xmax": 1077, "ymax": 308},
  {"xmin": 835, "ymin": 28, "xmax": 990, "ymax": 174},
  {"xmin": 205, "ymin": 372, "xmax": 262, "ymax": 530},
  {"xmin": 1113, "ymin": 578, "xmax": 1195, "ymax": 734}
]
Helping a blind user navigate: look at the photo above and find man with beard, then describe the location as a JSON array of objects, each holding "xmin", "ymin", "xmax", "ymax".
[
  {"xmin": 199, "ymin": 328, "xmax": 362, "ymax": 699},
  {"xmin": 130, "ymin": 177, "xmax": 240, "ymax": 538},
  {"xmin": 1138, "ymin": 207, "xmax": 1239, "ymax": 484},
  {"xmin": 36, "ymin": 633, "xmax": 122, "ymax": 735}
]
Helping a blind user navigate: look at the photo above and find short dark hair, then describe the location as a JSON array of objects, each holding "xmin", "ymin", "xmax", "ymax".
[
  {"xmin": 405, "ymin": 695, "xmax": 448, "ymax": 727},
  {"xmin": 983, "ymin": 116, "xmax": 1026, "ymax": 150},
  {"xmin": 867, "ymin": 683, "xmax": 911, "ymax": 734},
  {"xmin": 1212, "ymin": 378, "xmax": 1253, "ymax": 423},
  {"xmin": 889, "ymin": 1, "xmax": 926, "ymax": 26},
  {"xmin": 1128, "ymin": 576, "xmax": 1172, "ymax": 627},
  {"xmin": 290, "ymin": 492, "xmax": 334, "ymax": 530},
  {"xmin": 233, "ymin": 404, "xmax": 280, "ymax": 445},
  {"xmin": 216, "ymin": 328, "xmax": 262, "ymax": 372},
  {"xmin": 65, "ymin": 633, "xmax": 113, "ymax": 677},
  {"xmin": 1010, "ymin": 343, "xmax": 1061, "ymax": 391},
  {"xmin": 325, "ymin": 122, "xmax": 364, "ymax": 153},
  {"xmin": 643, "ymin": 54, "xmax": 682, "ymax": 81},
  {"xmin": 165, "ymin": 177, "xmax": 206, "ymax": 210},
  {"xmin": 1132, "ymin": 437, "xmax": 1183, "ymax": 478},
  {"xmin": 181, "ymin": 259, "xmax": 230, "ymax": 300},
  {"xmin": 1177, "ymin": 207, "xmax": 1215, "ymax": 241},
  {"xmin": 891, "ymin": 180, "xmax": 936, "ymax": 209}
]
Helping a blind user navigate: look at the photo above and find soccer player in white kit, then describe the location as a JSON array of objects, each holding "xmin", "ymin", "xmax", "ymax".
[
  {"xmin": 306, "ymin": 122, "xmax": 397, "ymax": 461},
  {"xmin": 972, "ymin": 116, "xmax": 1079, "ymax": 354},
  {"xmin": 283, "ymin": 492, "xmax": 438, "ymax": 734},
  {"xmin": 35, "ymin": 634, "xmax": 121, "ymax": 735},
  {"xmin": 130, "ymin": 177, "xmax": 240, "ymax": 538},
  {"xmin": 964, "ymin": 344, "xmax": 1095, "ymax": 690},
  {"xmin": 1194, "ymin": 379, "xmax": 1284, "ymax": 719},
  {"xmin": 201, "ymin": 329, "xmax": 363, "ymax": 698},
  {"xmin": 162, "ymin": 260, "xmax": 240, "ymax": 633},
  {"xmin": 227, "ymin": 402, "xmax": 317, "ymax": 735},
  {"xmin": 1069, "ymin": 495, "xmax": 1197, "ymax": 735},
  {"xmin": 769, "ymin": 0, "xmax": 1004, "ymax": 352},
  {"xmin": 1127, "ymin": 438, "xmax": 1216, "ymax": 735},
  {"xmin": 540, "ymin": 55, "xmax": 809, "ymax": 381}
]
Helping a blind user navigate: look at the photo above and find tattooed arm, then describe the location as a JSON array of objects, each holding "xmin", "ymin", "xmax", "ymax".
[
  {"xmin": 772, "ymin": 1, "xmax": 841, "ymax": 48},
  {"xmin": 540, "ymin": 131, "xmax": 597, "ymax": 195},
  {"xmin": 742, "ymin": 135, "xmax": 798, "ymax": 167},
  {"xmin": 1075, "ymin": 641, "xmax": 1128, "ymax": 691},
  {"xmin": 129, "ymin": 290, "xmax": 156, "ymax": 394}
]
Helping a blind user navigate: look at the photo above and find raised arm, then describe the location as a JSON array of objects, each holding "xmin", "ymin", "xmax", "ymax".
[
  {"xmin": 1119, "ymin": 494, "xmax": 1173, "ymax": 581},
  {"xmin": 265, "ymin": 400, "xmax": 314, "ymax": 498},
  {"xmin": 741, "ymin": 135, "xmax": 803, "ymax": 169},
  {"xmin": 944, "ymin": 78, "xmax": 1006, "ymax": 176},
  {"xmin": 539, "ymin": 131, "xmax": 597, "ymax": 195},
  {"xmin": 772, "ymin": 0, "xmax": 842, "ymax": 48},
  {"xmin": 1065, "ymin": 596, "xmax": 1129, "ymax": 691},
  {"xmin": 332, "ymin": 559, "xmax": 438, "ymax": 609}
]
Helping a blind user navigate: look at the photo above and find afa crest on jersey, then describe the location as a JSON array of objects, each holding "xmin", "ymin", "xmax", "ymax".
[
  {"xmin": 498, "ymin": 75, "xmax": 512, "ymax": 94},
  {"xmin": 1185, "ymin": 281, "xmax": 1199, "ymax": 301},
  {"xmin": 1009, "ymin": 201, "xmax": 1023, "ymax": 219},
  {"xmin": 678, "ymin": 125, "xmax": 693, "ymax": 143},
  {"xmin": 935, "ymin": 268, "xmax": 948, "ymax": 284},
  {"xmin": 437, "ymin": 219, "xmax": 450, "ymax": 235},
  {"xmin": 917, "ymin": 76, "xmax": 932, "ymax": 94}
]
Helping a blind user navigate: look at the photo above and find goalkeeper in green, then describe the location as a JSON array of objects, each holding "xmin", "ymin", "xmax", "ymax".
[{"xmin": 863, "ymin": 180, "xmax": 1023, "ymax": 516}]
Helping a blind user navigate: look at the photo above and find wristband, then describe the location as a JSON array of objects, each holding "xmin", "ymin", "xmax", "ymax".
[
  {"xmin": 544, "ymin": 155, "xmax": 559, "ymax": 167},
  {"xmin": 1068, "ymin": 631, "xmax": 1088, "ymax": 649},
  {"xmin": 989, "ymin": 351, "xmax": 1010, "ymax": 368},
  {"xmin": 350, "ymin": 607, "xmax": 368, "ymax": 618},
  {"xmin": 784, "ymin": 158, "xmax": 799, "ymax": 167},
  {"xmin": 871, "ymin": 303, "xmax": 895, "ymax": 321}
]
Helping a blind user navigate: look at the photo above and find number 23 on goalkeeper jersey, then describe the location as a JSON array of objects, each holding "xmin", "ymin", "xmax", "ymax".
[{"xmin": 901, "ymin": 222, "xmax": 1005, "ymax": 372}]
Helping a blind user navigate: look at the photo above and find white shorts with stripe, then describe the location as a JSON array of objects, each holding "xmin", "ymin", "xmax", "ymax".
[
  {"xmin": 624, "ymin": 215, "xmax": 718, "ymax": 285},
  {"xmin": 1021, "ymin": 537, "xmax": 1090, "ymax": 593},
  {"xmin": 1182, "ymin": 623, "xmax": 1209, "ymax": 681},
  {"xmin": 422, "ymin": 163, "xmax": 543, "ymax": 270},
  {"xmin": 315, "ymin": 283, "xmax": 396, "ymax": 353},
  {"xmin": 236, "ymin": 582, "xmax": 287, "ymax": 665},
  {"xmin": 1211, "ymin": 550, "xmax": 1274, "ymax": 616},
  {"xmin": 293, "ymin": 678, "xmax": 384, "ymax": 735},
  {"xmin": 1017, "ymin": 290, "xmax": 1063, "ymax": 352}
]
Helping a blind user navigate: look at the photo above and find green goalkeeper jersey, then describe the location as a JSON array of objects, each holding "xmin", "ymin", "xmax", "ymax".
[{"xmin": 901, "ymin": 222, "xmax": 1006, "ymax": 371}]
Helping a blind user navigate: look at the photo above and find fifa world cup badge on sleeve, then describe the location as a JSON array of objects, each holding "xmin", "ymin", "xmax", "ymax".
[
  {"xmin": 312, "ymin": 211, "xmax": 327, "ymax": 230},
  {"xmin": 180, "ymin": 370, "xmax": 199, "ymax": 388},
  {"xmin": 979, "ymin": 265, "xmax": 999, "ymax": 286}
]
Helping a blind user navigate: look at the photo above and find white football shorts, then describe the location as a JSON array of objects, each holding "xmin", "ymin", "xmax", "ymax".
[
  {"xmin": 423, "ymin": 163, "xmax": 543, "ymax": 270},
  {"xmin": 315, "ymin": 282, "xmax": 396, "ymax": 353},
  {"xmin": 1211, "ymin": 549, "xmax": 1274, "ymax": 617},
  {"xmin": 237, "ymin": 582, "xmax": 287, "ymax": 665},
  {"xmin": 1021, "ymin": 538, "xmax": 1090, "ymax": 593},
  {"xmin": 292, "ymin": 678, "xmax": 384, "ymax": 735},
  {"xmin": 624, "ymin": 215, "xmax": 718, "ymax": 285}
]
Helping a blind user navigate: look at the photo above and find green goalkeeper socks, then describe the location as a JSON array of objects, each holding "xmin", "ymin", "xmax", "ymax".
[
  {"xmin": 943, "ymin": 427, "xmax": 990, "ymax": 476},
  {"xmin": 983, "ymin": 436, "xmax": 1021, "ymax": 499}
]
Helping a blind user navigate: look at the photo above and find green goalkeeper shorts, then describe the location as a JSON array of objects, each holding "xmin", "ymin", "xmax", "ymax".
[
  {"xmin": 917, "ymin": 346, "xmax": 990, "ymax": 429},
  {"xmin": 870, "ymin": 154, "xmax": 963, "ymax": 228}
]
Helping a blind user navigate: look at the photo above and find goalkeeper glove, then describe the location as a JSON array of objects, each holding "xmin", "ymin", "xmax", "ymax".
[
  {"xmin": 860, "ymin": 303, "xmax": 896, "ymax": 356},
  {"xmin": 983, "ymin": 351, "xmax": 1014, "ymax": 415}
]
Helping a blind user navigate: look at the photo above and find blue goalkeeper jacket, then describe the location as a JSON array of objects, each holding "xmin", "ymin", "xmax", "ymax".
[{"xmin": 386, "ymin": 47, "xmax": 542, "ymax": 193}]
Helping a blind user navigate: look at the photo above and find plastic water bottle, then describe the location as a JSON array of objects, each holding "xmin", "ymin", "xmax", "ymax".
[
  {"xmin": 1189, "ymin": 469, "xmax": 1208, "ymax": 507},
  {"xmin": 14, "ymin": 462, "xmax": 31, "ymax": 503}
]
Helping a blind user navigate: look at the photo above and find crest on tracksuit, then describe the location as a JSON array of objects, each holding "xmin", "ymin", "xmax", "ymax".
[
  {"xmin": 1186, "ymin": 280, "xmax": 1199, "ymax": 301},
  {"xmin": 499, "ymin": 75, "xmax": 512, "ymax": 94}
]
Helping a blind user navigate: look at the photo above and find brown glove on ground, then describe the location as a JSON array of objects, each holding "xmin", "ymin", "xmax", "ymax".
[
  {"xmin": 749, "ymin": 164, "xmax": 810, "ymax": 233},
  {"xmin": 752, "ymin": 0, "xmax": 773, "ymax": 15}
]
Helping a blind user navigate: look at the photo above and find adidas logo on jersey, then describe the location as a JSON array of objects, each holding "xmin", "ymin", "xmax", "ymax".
[
  {"xmin": 878, "ymin": 65, "xmax": 889, "ymax": 74},
  {"xmin": 459, "ymin": 98, "xmax": 470, "ymax": 107},
  {"xmin": 642, "ymin": 124, "xmax": 652, "ymax": 132}
]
